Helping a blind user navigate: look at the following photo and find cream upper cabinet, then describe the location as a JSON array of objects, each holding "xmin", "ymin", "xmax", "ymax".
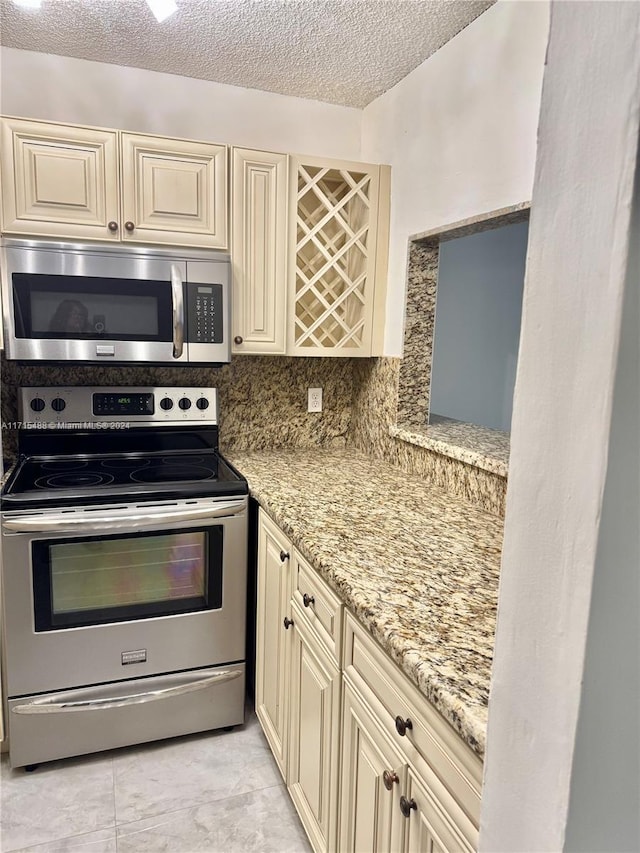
[
  {"xmin": 255, "ymin": 510, "xmax": 293, "ymax": 780},
  {"xmin": 0, "ymin": 117, "xmax": 120, "ymax": 241},
  {"xmin": 288, "ymin": 155, "xmax": 389, "ymax": 358},
  {"xmin": 1, "ymin": 117, "xmax": 228, "ymax": 248},
  {"xmin": 231, "ymin": 148, "xmax": 288, "ymax": 354},
  {"xmin": 230, "ymin": 149, "xmax": 389, "ymax": 357},
  {"xmin": 120, "ymin": 132, "xmax": 227, "ymax": 248}
]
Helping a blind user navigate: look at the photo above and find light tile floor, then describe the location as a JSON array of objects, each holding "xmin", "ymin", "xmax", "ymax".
[{"xmin": 0, "ymin": 711, "xmax": 311, "ymax": 853}]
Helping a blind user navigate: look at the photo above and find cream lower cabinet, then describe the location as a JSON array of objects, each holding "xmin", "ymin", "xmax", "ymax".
[
  {"xmin": 256, "ymin": 510, "xmax": 481, "ymax": 853},
  {"xmin": 256, "ymin": 510, "xmax": 342, "ymax": 852},
  {"xmin": 1, "ymin": 117, "xmax": 227, "ymax": 248},
  {"xmin": 339, "ymin": 681, "xmax": 406, "ymax": 852},
  {"xmin": 255, "ymin": 510, "xmax": 292, "ymax": 778},
  {"xmin": 287, "ymin": 600, "xmax": 341, "ymax": 852}
]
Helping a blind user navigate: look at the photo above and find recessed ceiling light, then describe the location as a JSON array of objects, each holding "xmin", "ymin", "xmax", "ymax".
[
  {"xmin": 146, "ymin": 0, "xmax": 177, "ymax": 23},
  {"xmin": 13, "ymin": 0, "xmax": 42, "ymax": 8}
]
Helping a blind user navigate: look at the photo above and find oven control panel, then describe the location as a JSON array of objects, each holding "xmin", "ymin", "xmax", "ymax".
[{"xmin": 19, "ymin": 387, "xmax": 218, "ymax": 426}]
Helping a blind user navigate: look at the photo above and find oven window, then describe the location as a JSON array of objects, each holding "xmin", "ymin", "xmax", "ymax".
[{"xmin": 32, "ymin": 527, "xmax": 223, "ymax": 631}]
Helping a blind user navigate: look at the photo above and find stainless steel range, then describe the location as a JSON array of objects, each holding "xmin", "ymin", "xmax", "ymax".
[{"xmin": 1, "ymin": 386, "xmax": 248, "ymax": 769}]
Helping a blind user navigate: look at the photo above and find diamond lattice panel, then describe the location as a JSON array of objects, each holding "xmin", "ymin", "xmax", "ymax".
[{"xmin": 293, "ymin": 165, "xmax": 375, "ymax": 352}]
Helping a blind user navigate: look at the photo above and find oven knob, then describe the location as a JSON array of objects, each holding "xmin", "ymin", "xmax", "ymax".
[
  {"xmin": 178, "ymin": 397, "xmax": 192, "ymax": 410},
  {"xmin": 196, "ymin": 398, "xmax": 209, "ymax": 410},
  {"xmin": 30, "ymin": 397, "xmax": 45, "ymax": 413},
  {"xmin": 160, "ymin": 398, "xmax": 174, "ymax": 411},
  {"xmin": 51, "ymin": 397, "xmax": 66, "ymax": 412}
]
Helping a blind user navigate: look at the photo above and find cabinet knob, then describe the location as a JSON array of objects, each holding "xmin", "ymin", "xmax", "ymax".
[
  {"xmin": 280, "ymin": 550, "xmax": 290, "ymax": 563},
  {"xmin": 283, "ymin": 616, "xmax": 294, "ymax": 630},
  {"xmin": 394, "ymin": 716, "xmax": 413, "ymax": 737},
  {"xmin": 302, "ymin": 593, "xmax": 315, "ymax": 608},
  {"xmin": 107, "ymin": 221, "xmax": 119, "ymax": 232},
  {"xmin": 399, "ymin": 796, "xmax": 417, "ymax": 818},
  {"xmin": 124, "ymin": 221, "xmax": 135, "ymax": 232},
  {"xmin": 234, "ymin": 336, "xmax": 243, "ymax": 345},
  {"xmin": 383, "ymin": 770, "xmax": 399, "ymax": 791}
]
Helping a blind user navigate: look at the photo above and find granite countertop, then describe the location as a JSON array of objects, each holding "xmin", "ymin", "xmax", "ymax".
[{"xmin": 227, "ymin": 447, "xmax": 503, "ymax": 758}]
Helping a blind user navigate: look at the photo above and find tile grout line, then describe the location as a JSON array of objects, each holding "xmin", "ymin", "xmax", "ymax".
[{"xmin": 113, "ymin": 780, "xmax": 288, "ymax": 832}]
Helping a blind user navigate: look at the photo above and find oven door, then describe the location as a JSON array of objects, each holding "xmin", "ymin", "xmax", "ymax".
[
  {"xmin": 2, "ymin": 241, "xmax": 187, "ymax": 363},
  {"xmin": 1, "ymin": 496, "xmax": 248, "ymax": 698}
]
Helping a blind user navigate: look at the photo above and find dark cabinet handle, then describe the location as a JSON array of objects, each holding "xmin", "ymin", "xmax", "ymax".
[
  {"xmin": 302, "ymin": 593, "xmax": 315, "ymax": 608},
  {"xmin": 280, "ymin": 550, "xmax": 290, "ymax": 563},
  {"xmin": 399, "ymin": 796, "xmax": 417, "ymax": 818},
  {"xmin": 283, "ymin": 617, "xmax": 294, "ymax": 630},
  {"xmin": 383, "ymin": 770, "xmax": 399, "ymax": 791},
  {"xmin": 234, "ymin": 336, "xmax": 243, "ymax": 345},
  {"xmin": 107, "ymin": 221, "xmax": 119, "ymax": 232},
  {"xmin": 395, "ymin": 716, "xmax": 413, "ymax": 737},
  {"xmin": 124, "ymin": 221, "xmax": 135, "ymax": 232}
]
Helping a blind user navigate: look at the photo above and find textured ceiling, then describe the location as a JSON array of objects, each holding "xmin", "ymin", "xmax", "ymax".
[{"xmin": 0, "ymin": 0, "xmax": 494, "ymax": 108}]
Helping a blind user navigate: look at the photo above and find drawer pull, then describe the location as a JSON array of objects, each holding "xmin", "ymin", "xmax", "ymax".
[
  {"xmin": 395, "ymin": 715, "xmax": 413, "ymax": 737},
  {"xmin": 400, "ymin": 796, "xmax": 417, "ymax": 818},
  {"xmin": 124, "ymin": 221, "xmax": 135, "ymax": 232},
  {"xmin": 302, "ymin": 593, "xmax": 315, "ymax": 608},
  {"xmin": 280, "ymin": 550, "xmax": 290, "ymax": 562},
  {"xmin": 107, "ymin": 221, "xmax": 119, "ymax": 232},
  {"xmin": 383, "ymin": 770, "xmax": 399, "ymax": 791},
  {"xmin": 283, "ymin": 617, "xmax": 294, "ymax": 630}
]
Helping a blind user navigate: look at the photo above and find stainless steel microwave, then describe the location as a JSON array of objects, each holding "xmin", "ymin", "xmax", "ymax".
[{"xmin": 0, "ymin": 239, "xmax": 231, "ymax": 364}]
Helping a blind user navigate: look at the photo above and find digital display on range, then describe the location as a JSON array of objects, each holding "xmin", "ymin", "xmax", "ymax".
[{"xmin": 93, "ymin": 393, "xmax": 154, "ymax": 415}]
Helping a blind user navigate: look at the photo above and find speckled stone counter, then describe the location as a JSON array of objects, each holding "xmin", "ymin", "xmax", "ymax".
[{"xmin": 228, "ymin": 447, "xmax": 503, "ymax": 758}]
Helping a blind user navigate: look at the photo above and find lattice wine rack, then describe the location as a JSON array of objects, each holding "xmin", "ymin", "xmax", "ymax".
[{"xmin": 290, "ymin": 159, "xmax": 381, "ymax": 356}]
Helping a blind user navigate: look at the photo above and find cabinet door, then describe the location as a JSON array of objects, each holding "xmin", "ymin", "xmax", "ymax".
[
  {"xmin": 339, "ymin": 681, "xmax": 406, "ymax": 853},
  {"xmin": 287, "ymin": 606, "xmax": 341, "ymax": 852},
  {"xmin": 0, "ymin": 118, "xmax": 120, "ymax": 241},
  {"xmin": 232, "ymin": 148, "xmax": 288, "ymax": 354},
  {"xmin": 403, "ymin": 769, "xmax": 475, "ymax": 853},
  {"xmin": 120, "ymin": 132, "xmax": 227, "ymax": 248},
  {"xmin": 288, "ymin": 155, "xmax": 382, "ymax": 358},
  {"xmin": 255, "ymin": 511, "xmax": 293, "ymax": 779}
]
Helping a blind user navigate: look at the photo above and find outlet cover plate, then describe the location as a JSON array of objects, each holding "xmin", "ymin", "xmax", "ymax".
[{"xmin": 308, "ymin": 387, "xmax": 322, "ymax": 412}]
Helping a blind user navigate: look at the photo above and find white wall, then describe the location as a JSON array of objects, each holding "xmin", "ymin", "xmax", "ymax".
[
  {"xmin": 562, "ymin": 136, "xmax": 639, "ymax": 853},
  {"xmin": 361, "ymin": 0, "xmax": 549, "ymax": 355},
  {"xmin": 0, "ymin": 47, "xmax": 362, "ymax": 160},
  {"xmin": 480, "ymin": 3, "xmax": 640, "ymax": 849}
]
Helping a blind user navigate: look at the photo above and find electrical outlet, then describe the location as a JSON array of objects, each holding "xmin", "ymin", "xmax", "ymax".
[{"xmin": 308, "ymin": 387, "xmax": 323, "ymax": 412}]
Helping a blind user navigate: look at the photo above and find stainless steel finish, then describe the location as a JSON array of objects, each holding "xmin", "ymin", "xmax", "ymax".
[
  {"xmin": 18, "ymin": 386, "xmax": 218, "ymax": 426},
  {"xmin": 1, "ymin": 495, "xmax": 248, "ymax": 698},
  {"xmin": 171, "ymin": 263, "xmax": 185, "ymax": 358},
  {"xmin": 96, "ymin": 345, "xmax": 115, "ymax": 356},
  {"xmin": 7, "ymin": 664, "xmax": 246, "ymax": 768},
  {"xmin": 1, "ymin": 238, "xmax": 230, "ymax": 363},
  {"xmin": 2, "ymin": 497, "xmax": 246, "ymax": 533},
  {"xmin": 12, "ymin": 668, "xmax": 243, "ymax": 714}
]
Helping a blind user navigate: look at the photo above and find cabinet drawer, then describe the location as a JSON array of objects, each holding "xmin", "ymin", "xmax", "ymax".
[
  {"xmin": 343, "ymin": 612, "xmax": 482, "ymax": 830},
  {"xmin": 292, "ymin": 551, "xmax": 343, "ymax": 665}
]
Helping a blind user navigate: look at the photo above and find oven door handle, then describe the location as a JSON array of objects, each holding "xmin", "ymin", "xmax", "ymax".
[
  {"xmin": 11, "ymin": 668, "xmax": 243, "ymax": 715},
  {"xmin": 171, "ymin": 263, "xmax": 185, "ymax": 359},
  {"xmin": 2, "ymin": 499, "xmax": 246, "ymax": 533}
]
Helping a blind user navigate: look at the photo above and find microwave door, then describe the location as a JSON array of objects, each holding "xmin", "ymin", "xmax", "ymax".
[{"xmin": 5, "ymin": 244, "xmax": 188, "ymax": 363}]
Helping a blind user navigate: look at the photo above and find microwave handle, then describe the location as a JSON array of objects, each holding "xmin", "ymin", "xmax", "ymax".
[{"xmin": 171, "ymin": 264, "xmax": 185, "ymax": 358}]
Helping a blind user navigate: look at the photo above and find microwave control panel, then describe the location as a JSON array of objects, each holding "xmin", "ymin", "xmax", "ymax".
[{"xmin": 187, "ymin": 284, "xmax": 224, "ymax": 344}]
